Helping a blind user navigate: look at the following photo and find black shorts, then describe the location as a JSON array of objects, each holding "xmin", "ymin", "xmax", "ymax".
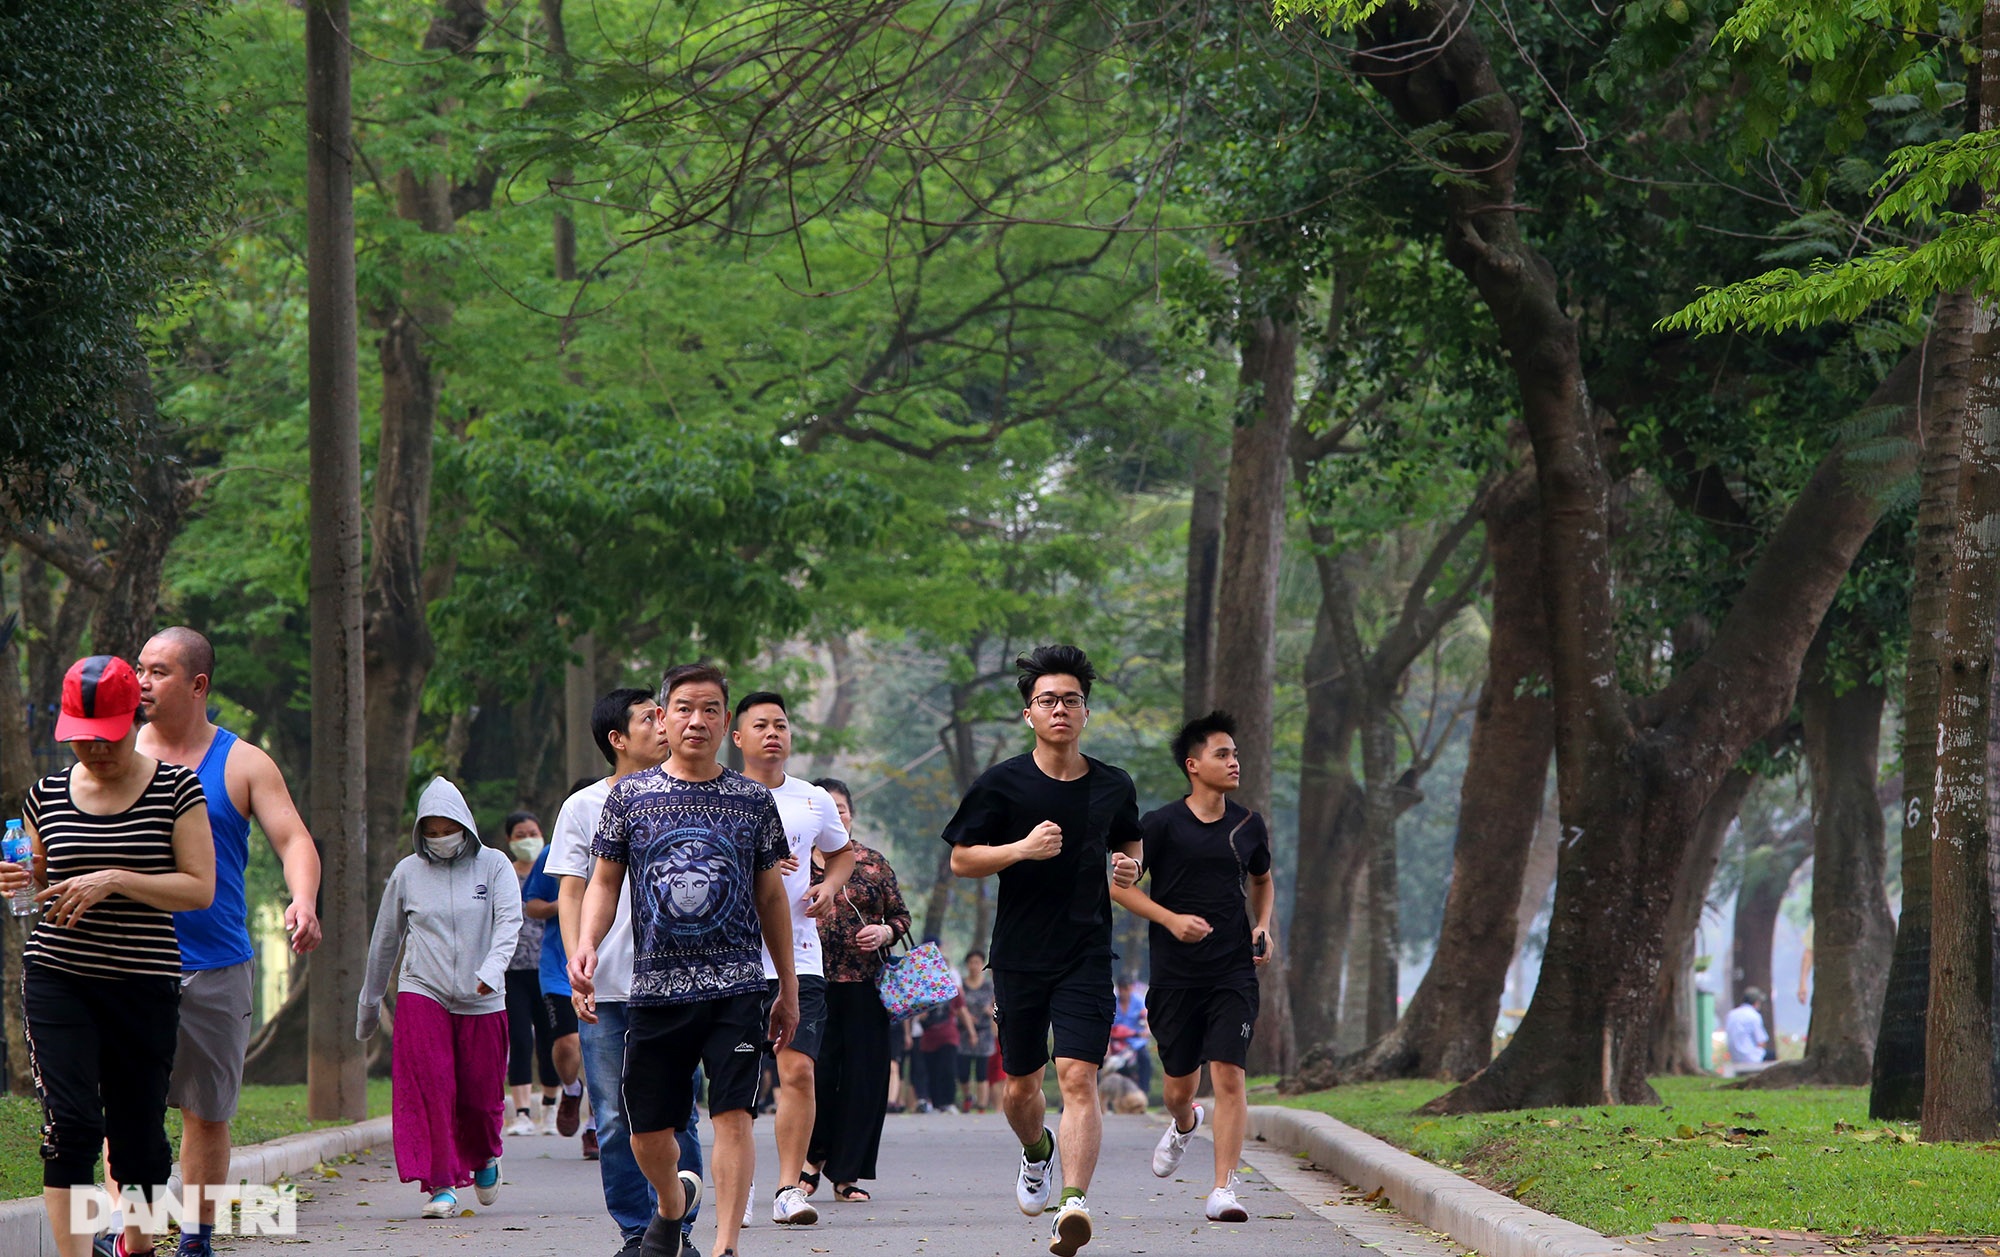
[
  {"xmin": 1147, "ymin": 983, "xmax": 1259, "ymax": 1078},
  {"xmin": 544, "ymin": 992, "xmax": 579, "ymax": 1038},
  {"xmin": 991, "ymin": 954, "xmax": 1114, "ymax": 1076},
  {"xmin": 762, "ymin": 974, "xmax": 828, "ymax": 1060},
  {"xmin": 622, "ymin": 991, "xmax": 765, "ymax": 1134}
]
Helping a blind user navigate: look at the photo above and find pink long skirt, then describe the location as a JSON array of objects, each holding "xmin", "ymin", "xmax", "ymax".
[{"xmin": 390, "ymin": 992, "xmax": 508, "ymax": 1195}]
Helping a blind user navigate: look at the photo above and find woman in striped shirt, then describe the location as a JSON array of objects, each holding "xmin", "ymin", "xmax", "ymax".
[{"xmin": 0, "ymin": 655, "xmax": 214, "ymax": 1257}]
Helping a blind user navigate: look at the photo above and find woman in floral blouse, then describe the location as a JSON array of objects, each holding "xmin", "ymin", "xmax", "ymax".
[{"xmin": 803, "ymin": 779, "xmax": 911, "ymax": 1203}]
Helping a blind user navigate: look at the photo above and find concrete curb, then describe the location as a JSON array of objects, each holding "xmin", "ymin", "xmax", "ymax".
[
  {"xmin": 1250, "ymin": 1104, "xmax": 1648, "ymax": 1257},
  {"xmin": 0, "ymin": 1114, "xmax": 394, "ymax": 1256}
]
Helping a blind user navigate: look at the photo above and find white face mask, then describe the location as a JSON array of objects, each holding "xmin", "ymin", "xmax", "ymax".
[
  {"xmin": 427, "ymin": 831, "xmax": 467, "ymax": 859},
  {"xmin": 510, "ymin": 836, "xmax": 545, "ymax": 862}
]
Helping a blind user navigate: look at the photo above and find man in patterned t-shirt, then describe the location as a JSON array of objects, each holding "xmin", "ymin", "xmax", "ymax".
[{"xmin": 572, "ymin": 664, "xmax": 799, "ymax": 1257}]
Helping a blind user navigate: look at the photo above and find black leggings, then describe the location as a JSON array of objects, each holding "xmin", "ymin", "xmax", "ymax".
[
  {"xmin": 505, "ymin": 968, "xmax": 558, "ymax": 1088},
  {"xmin": 24, "ymin": 961, "xmax": 179, "ymax": 1190}
]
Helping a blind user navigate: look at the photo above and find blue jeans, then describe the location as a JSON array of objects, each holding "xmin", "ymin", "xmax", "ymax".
[{"xmin": 581, "ymin": 1002, "xmax": 703, "ymax": 1242}]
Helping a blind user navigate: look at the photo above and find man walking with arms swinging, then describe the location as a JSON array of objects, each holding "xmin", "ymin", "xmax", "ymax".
[
  {"xmin": 570, "ymin": 665, "xmax": 798, "ymax": 1257},
  {"xmin": 133, "ymin": 628, "xmax": 322, "ymax": 1257},
  {"xmin": 942, "ymin": 645, "xmax": 1142, "ymax": 1257}
]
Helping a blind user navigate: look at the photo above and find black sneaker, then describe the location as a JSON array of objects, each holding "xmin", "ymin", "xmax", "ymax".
[
  {"xmin": 615, "ymin": 1238, "xmax": 643, "ymax": 1257},
  {"xmin": 639, "ymin": 1214, "xmax": 683, "ymax": 1257}
]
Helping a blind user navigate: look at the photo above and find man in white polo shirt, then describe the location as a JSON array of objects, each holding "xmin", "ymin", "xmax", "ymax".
[
  {"xmin": 731, "ymin": 691, "xmax": 855, "ymax": 1227},
  {"xmin": 550, "ymin": 688, "xmax": 705, "ymax": 1257}
]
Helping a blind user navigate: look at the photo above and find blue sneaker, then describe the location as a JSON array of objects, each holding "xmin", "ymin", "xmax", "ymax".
[
  {"xmin": 176, "ymin": 1236, "xmax": 214, "ymax": 1257},
  {"xmin": 474, "ymin": 1156, "xmax": 501, "ymax": 1206}
]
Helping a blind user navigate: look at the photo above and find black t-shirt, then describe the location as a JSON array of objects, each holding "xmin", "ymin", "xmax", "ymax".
[
  {"xmin": 1139, "ymin": 798, "xmax": 1271, "ymax": 989},
  {"xmin": 941, "ymin": 753, "xmax": 1140, "ymax": 973}
]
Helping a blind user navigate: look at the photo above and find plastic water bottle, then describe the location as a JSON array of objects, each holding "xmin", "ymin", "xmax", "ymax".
[{"xmin": 3, "ymin": 819, "xmax": 35, "ymax": 917}]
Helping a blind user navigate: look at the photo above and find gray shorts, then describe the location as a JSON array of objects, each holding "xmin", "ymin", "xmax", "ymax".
[{"xmin": 168, "ymin": 961, "xmax": 255, "ymax": 1122}]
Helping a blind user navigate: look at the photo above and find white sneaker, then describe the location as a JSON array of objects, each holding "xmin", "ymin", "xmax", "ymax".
[
  {"xmin": 773, "ymin": 1185, "xmax": 818, "ymax": 1225},
  {"xmin": 1016, "ymin": 1129, "xmax": 1054, "ymax": 1216},
  {"xmin": 540, "ymin": 1104, "xmax": 559, "ymax": 1134},
  {"xmin": 421, "ymin": 1189, "xmax": 458, "ymax": 1218},
  {"xmin": 1152, "ymin": 1105, "xmax": 1204, "ymax": 1177},
  {"xmin": 504, "ymin": 1113, "xmax": 536, "ymax": 1137},
  {"xmin": 678, "ymin": 1169, "xmax": 703, "ymax": 1220},
  {"xmin": 743, "ymin": 1179, "xmax": 755, "ymax": 1227},
  {"xmin": 1205, "ymin": 1178, "xmax": 1248, "ymax": 1222},
  {"xmin": 1049, "ymin": 1194, "xmax": 1092, "ymax": 1256}
]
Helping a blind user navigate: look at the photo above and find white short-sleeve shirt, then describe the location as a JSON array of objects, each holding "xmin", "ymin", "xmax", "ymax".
[
  {"xmin": 543, "ymin": 777, "xmax": 637, "ymax": 1004},
  {"xmin": 759, "ymin": 775, "xmax": 853, "ymax": 980}
]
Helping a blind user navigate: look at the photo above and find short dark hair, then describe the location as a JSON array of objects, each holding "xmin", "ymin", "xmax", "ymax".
[
  {"xmin": 734, "ymin": 690, "xmax": 787, "ymax": 722},
  {"xmin": 153, "ymin": 626, "xmax": 216, "ymax": 684},
  {"xmin": 591, "ymin": 687, "xmax": 655, "ymax": 766},
  {"xmin": 812, "ymin": 776, "xmax": 852, "ymax": 805},
  {"xmin": 1015, "ymin": 644, "xmax": 1096, "ymax": 705},
  {"xmin": 659, "ymin": 662, "xmax": 729, "ymax": 709},
  {"xmin": 1171, "ymin": 710, "xmax": 1237, "ymax": 779},
  {"xmin": 502, "ymin": 810, "xmax": 539, "ymax": 840},
  {"xmin": 570, "ymin": 775, "xmax": 600, "ymax": 794},
  {"xmin": 965, "ymin": 948, "xmax": 985, "ymax": 964}
]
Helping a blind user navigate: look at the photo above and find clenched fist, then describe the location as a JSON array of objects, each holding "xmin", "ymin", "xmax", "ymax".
[{"xmin": 1017, "ymin": 821, "xmax": 1063, "ymax": 861}]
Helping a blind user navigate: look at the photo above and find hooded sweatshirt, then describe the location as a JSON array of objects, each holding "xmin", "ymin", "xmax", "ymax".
[{"xmin": 359, "ymin": 777, "xmax": 522, "ymax": 1017}]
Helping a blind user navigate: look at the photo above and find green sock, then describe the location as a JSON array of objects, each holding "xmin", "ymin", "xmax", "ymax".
[
  {"xmin": 1025, "ymin": 1129, "xmax": 1054, "ymax": 1162},
  {"xmin": 1060, "ymin": 1187, "xmax": 1085, "ymax": 1204}
]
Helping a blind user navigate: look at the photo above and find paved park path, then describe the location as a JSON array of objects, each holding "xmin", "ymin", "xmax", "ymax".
[{"xmin": 228, "ymin": 1108, "xmax": 1463, "ymax": 1257}]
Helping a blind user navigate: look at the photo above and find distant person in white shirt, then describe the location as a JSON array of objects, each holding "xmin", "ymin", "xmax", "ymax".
[{"xmin": 1725, "ymin": 988, "xmax": 1770, "ymax": 1074}]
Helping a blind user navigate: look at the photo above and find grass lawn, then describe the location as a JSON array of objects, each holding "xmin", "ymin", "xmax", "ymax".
[
  {"xmin": 0, "ymin": 1079, "xmax": 392, "ymax": 1202},
  {"xmin": 1271, "ymin": 1076, "xmax": 2000, "ymax": 1237}
]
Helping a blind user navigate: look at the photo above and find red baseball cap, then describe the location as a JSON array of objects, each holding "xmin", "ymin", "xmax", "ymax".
[{"xmin": 56, "ymin": 655, "xmax": 142, "ymax": 742}]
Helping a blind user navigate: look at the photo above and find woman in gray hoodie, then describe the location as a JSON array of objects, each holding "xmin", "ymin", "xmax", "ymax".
[{"xmin": 357, "ymin": 777, "xmax": 523, "ymax": 1219}]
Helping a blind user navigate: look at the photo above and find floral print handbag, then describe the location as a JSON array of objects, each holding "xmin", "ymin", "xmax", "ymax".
[{"xmin": 877, "ymin": 940, "xmax": 961, "ymax": 1022}]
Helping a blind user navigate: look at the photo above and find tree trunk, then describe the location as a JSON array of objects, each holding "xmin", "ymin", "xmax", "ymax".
[
  {"xmin": 1875, "ymin": 288, "xmax": 1972, "ymax": 1118},
  {"xmin": 1741, "ymin": 649, "xmax": 1893, "ymax": 1088},
  {"xmin": 1358, "ymin": 685, "xmax": 1407, "ymax": 1041},
  {"xmin": 303, "ymin": 0, "xmax": 370, "ymax": 1122},
  {"xmin": 1215, "ymin": 291, "xmax": 1298, "ymax": 1078},
  {"xmin": 364, "ymin": 308, "xmax": 441, "ymax": 894},
  {"xmin": 1507, "ymin": 811, "xmax": 1560, "ymax": 1010},
  {"xmin": 362, "ymin": 0, "xmax": 487, "ymax": 901},
  {"xmin": 1337, "ymin": 861, "xmax": 1373, "ymax": 1054},
  {"xmin": 1183, "ymin": 425, "xmax": 1226, "ymax": 721},
  {"xmin": 1304, "ymin": 467, "xmax": 1551, "ymax": 1085},
  {"xmin": 1287, "ymin": 597, "xmax": 1364, "ymax": 1052},
  {"xmin": 1922, "ymin": 273, "xmax": 2000, "ymax": 1141},
  {"xmin": 1649, "ymin": 769, "xmax": 1753, "ymax": 1075},
  {"xmin": 564, "ymin": 632, "xmax": 599, "ymax": 787}
]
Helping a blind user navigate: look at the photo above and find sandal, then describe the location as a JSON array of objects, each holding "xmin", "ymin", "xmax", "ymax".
[
  {"xmin": 798, "ymin": 1169, "xmax": 822, "ymax": 1197},
  {"xmin": 833, "ymin": 1183, "xmax": 871, "ymax": 1203}
]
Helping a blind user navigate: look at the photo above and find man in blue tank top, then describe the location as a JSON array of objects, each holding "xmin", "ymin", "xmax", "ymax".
[{"xmin": 135, "ymin": 627, "xmax": 322, "ymax": 1257}]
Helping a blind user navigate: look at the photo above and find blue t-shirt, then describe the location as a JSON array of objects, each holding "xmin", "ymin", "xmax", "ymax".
[
  {"xmin": 591, "ymin": 765, "xmax": 787, "ymax": 1007},
  {"xmin": 521, "ymin": 846, "xmax": 571, "ymax": 997}
]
